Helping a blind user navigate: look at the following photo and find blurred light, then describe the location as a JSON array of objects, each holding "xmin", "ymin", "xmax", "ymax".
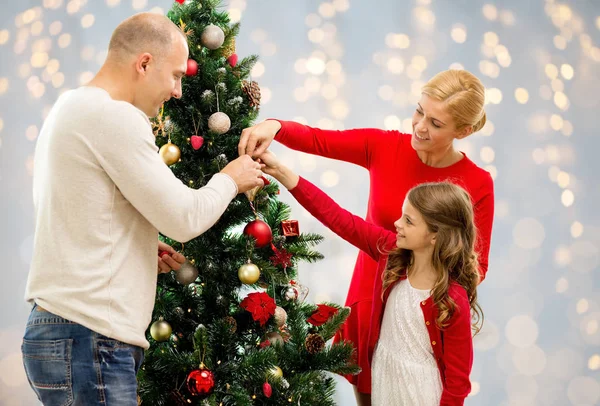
[
  {"xmin": 106, "ymin": 0, "xmax": 121, "ymax": 6},
  {"xmin": 567, "ymin": 376, "xmax": 600, "ymax": 405},
  {"xmin": 451, "ymin": 24, "xmax": 467, "ymax": 43},
  {"xmin": 332, "ymin": 0, "xmax": 350, "ymax": 12},
  {"xmin": 571, "ymin": 221, "xmax": 583, "ymax": 238},
  {"xmin": 499, "ymin": 9, "xmax": 516, "ymax": 25},
  {"xmin": 554, "ymin": 91, "xmax": 569, "ymax": 110},
  {"xmin": 250, "ymin": 29, "xmax": 267, "ymax": 43},
  {"xmin": 306, "ymin": 57, "xmax": 326, "ymax": 75},
  {"xmin": 545, "ymin": 64, "xmax": 559, "ymax": 79},
  {"xmin": 261, "ymin": 43, "xmax": 277, "ymax": 57},
  {"xmin": 411, "ymin": 55, "xmax": 427, "ymax": 71},
  {"xmin": 513, "ymin": 345, "xmax": 547, "ymax": 376},
  {"xmin": 228, "ymin": 8, "xmax": 241, "ymax": 23},
  {"xmin": 31, "ymin": 21, "xmax": 44, "ymax": 36},
  {"xmin": 561, "ymin": 189, "xmax": 574, "ymax": 207},
  {"xmin": 561, "ymin": 64, "xmax": 574, "ymax": 80},
  {"xmin": 384, "ymin": 115, "xmax": 401, "ymax": 130},
  {"xmin": 52, "ymin": 72, "xmax": 65, "ymax": 88},
  {"xmin": 330, "ymin": 100, "xmax": 349, "ymax": 119},
  {"xmin": 31, "ymin": 52, "xmax": 49, "ymax": 68},
  {"xmin": 133, "ymin": 0, "xmax": 148, "ymax": 8},
  {"xmin": 589, "ymin": 354, "xmax": 600, "ymax": 371},
  {"xmin": 316, "ymin": 118, "xmax": 335, "ymax": 129},
  {"xmin": 44, "ymin": 0, "xmax": 64, "ymax": 8},
  {"xmin": 0, "ymin": 78, "xmax": 8, "ymax": 95},
  {"xmin": 539, "ymin": 84, "xmax": 553, "ymax": 100},
  {"xmin": 294, "ymin": 58, "xmax": 308, "ymax": 75},
  {"xmin": 378, "ymin": 85, "xmax": 394, "ymax": 101},
  {"xmin": 555, "ymin": 245, "xmax": 571, "ymax": 266},
  {"xmin": 81, "ymin": 45, "xmax": 95, "ymax": 61},
  {"xmin": 0, "ymin": 30, "xmax": 9, "ymax": 45},
  {"xmin": 577, "ymin": 299, "xmax": 590, "ymax": 314},
  {"xmin": 483, "ymin": 31, "xmax": 499, "ymax": 47},
  {"xmin": 81, "ymin": 14, "xmax": 95, "ymax": 28},
  {"xmin": 485, "ymin": 87, "xmax": 502, "ymax": 104},
  {"xmin": 149, "ymin": 7, "xmax": 164, "ymax": 14},
  {"xmin": 556, "ymin": 171, "xmax": 570, "ymax": 188},
  {"xmin": 550, "ymin": 114, "xmax": 563, "ymax": 131},
  {"xmin": 319, "ymin": 2, "xmax": 336, "ymax": 18},
  {"xmin": 406, "ymin": 65, "xmax": 422, "ymax": 80},
  {"xmin": 0, "ymin": 117, "xmax": 3, "ymax": 133},
  {"xmin": 506, "ymin": 315, "xmax": 539, "ymax": 347},
  {"xmin": 386, "ymin": 33, "xmax": 410, "ymax": 49},
  {"xmin": 513, "ymin": 218, "xmax": 545, "ymax": 249},
  {"xmin": 293, "ymin": 87, "xmax": 309, "ymax": 102},
  {"xmin": 480, "ymin": 146, "xmax": 495, "ymax": 163},
  {"xmin": 49, "ymin": 21, "xmax": 62, "ymax": 35},
  {"xmin": 515, "ymin": 88, "xmax": 529, "ymax": 104},
  {"xmin": 305, "ymin": 13, "xmax": 321, "ymax": 28},
  {"xmin": 320, "ymin": 170, "xmax": 339, "ymax": 187},
  {"xmin": 551, "ymin": 78, "xmax": 564, "ymax": 92},
  {"xmin": 58, "ymin": 33, "xmax": 71, "ymax": 48},
  {"xmin": 470, "ymin": 381, "xmax": 480, "ymax": 397},
  {"xmin": 387, "ymin": 57, "xmax": 405, "ymax": 74},
  {"xmin": 554, "ymin": 35, "xmax": 567, "ymax": 50},
  {"xmin": 413, "ymin": 7, "xmax": 436, "ymax": 26},
  {"xmin": 321, "ymin": 84, "xmax": 337, "ymax": 100},
  {"xmin": 562, "ymin": 120, "xmax": 573, "ymax": 136},
  {"xmin": 556, "ymin": 277, "xmax": 569, "ymax": 293},
  {"xmin": 261, "ymin": 87, "xmax": 271, "ymax": 105},
  {"xmin": 308, "ymin": 28, "xmax": 325, "ymax": 44},
  {"xmin": 484, "ymin": 165, "xmax": 497, "ymax": 180},
  {"xmin": 79, "ymin": 71, "xmax": 94, "ymax": 86},
  {"xmin": 449, "ymin": 62, "xmax": 464, "ymax": 70},
  {"xmin": 532, "ymin": 148, "xmax": 545, "ymax": 164},
  {"xmin": 251, "ymin": 62, "xmax": 265, "ymax": 78},
  {"xmin": 25, "ymin": 125, "xmax": 39, "ymax": 141},
  {"xmin": 480, "ymin": 120, "xmax": 494, "ymax": 136},
  {"xmin": 402, "ymin": 118, "xmax": 413, "ymax": 133}
]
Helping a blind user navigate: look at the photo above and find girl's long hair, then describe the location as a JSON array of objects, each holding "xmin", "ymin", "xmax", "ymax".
[{"xmin": 382, "ymin": 182, "xmax": 483, "ymax": 334}]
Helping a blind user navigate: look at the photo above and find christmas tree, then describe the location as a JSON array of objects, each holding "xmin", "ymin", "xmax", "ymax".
[{"xmin": 137, "ymin": 1, "xmax": 358, "ymax": 404}]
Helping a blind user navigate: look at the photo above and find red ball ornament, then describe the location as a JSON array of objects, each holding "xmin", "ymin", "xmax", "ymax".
[
  {"xmin": 186, "ymin": 59, "xmax": 198, "ymax": 76},
  {"xmin": 159, "ymin": 250, "xmax": 169, "ymax": 258},
  {"xmin": 190, "ymin": 135, "xmax": 204, "ymax": 150},
  {"xmin": 227, "ymin": 53, "xmax": 238, "ymax": 67},
  {"xmin": 175, "ymin": 0, "xmax": 184, "ymax": 4},
  {"xmin": 243, "ymin": 219, "xmax": 272, "ymax": 248},
  {"xmin": 186, "ymin": 368, "xmax": 215, "ymax": 397}
]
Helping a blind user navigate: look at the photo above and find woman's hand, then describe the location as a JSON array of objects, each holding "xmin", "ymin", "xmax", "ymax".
[{"xmin": 257, "ymin": 150, "xmax": 299, "ymax": 190}]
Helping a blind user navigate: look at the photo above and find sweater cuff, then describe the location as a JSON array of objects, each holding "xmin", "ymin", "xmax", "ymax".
[{"xmin": 207, "ymin": 173, "xmax": 238, "ymax": 198}]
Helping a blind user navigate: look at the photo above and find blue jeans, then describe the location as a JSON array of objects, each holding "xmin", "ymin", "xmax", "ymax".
[{"xmin": 21, "ymin": 303, "xmax": 144, "ymax": 406}]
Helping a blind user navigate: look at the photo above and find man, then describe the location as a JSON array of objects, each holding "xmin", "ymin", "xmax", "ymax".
[{"xmin": 21, "ymin": 13, "xmax": 262, "ymax": 405}]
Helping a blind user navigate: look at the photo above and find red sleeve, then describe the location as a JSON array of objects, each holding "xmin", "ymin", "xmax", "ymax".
[
  {"xmin": 440, "ymin": 290, "xmax": 473, "ymax": 406},
  {"xmin": 473, "ymin": 173, "xmax": 494, "ymax": 282},
  {"xmin": 289, "ymin": 177, "xmax": 395, "ymax": 261},
  {"xmin": 273, "ymin": 120, "xmax": 389, "ymax": 169}
]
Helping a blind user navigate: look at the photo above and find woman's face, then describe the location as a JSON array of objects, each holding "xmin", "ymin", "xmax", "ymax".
[{"xmin": 410, "ymin": 94, "xmax": 470, "ymax": 155}]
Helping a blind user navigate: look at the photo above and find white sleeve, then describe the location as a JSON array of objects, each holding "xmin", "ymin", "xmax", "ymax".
[{"xmin": 91, "ymin": 106, "xmax": 238, "ymax": 242}]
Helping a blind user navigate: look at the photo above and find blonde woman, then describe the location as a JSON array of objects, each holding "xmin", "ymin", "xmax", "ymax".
[{"xmin": 240, "ymin": 69, "xmax": 494, "ymax": 405}]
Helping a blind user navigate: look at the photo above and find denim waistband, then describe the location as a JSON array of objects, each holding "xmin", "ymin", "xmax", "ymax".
[{"xmin": 27, "ymin": 303, "xmax": 77, "ymax": 326}]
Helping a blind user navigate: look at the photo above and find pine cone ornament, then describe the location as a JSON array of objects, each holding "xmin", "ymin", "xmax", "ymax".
[
  {"xmin": 224, "ymin": 316, "xmax": 237, "ymax": 333},
  {"xmin": 241, "ymin": 80, "xmax": 261, "ymax": 108},
  {"xmin": 305, "ymin": 333, "xmax": 325, "ymax": 354}
]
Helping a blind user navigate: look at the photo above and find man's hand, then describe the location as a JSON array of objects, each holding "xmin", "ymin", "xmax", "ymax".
[
  {"xmin": 238, "ymin": 120, "xmax": 282, "ymax": 157},
  {"xmin": 157, "ymin": 241, "xmax": 186, "ymax": 274},
  {"xmin": 221, "ymin": 155, "xmax": 264, "ymax": 194}
]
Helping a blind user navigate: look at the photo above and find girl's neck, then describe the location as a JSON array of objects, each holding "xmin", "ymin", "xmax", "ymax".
[{"xmin": 407, "ymin": 250, "xmax": 437, "ymax": 290}]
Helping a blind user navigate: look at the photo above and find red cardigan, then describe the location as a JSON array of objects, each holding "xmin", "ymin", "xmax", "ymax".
[
  {"xmin": 275, "ymin": 120, "xmax": 494, "ymax": 306},
  {"xmin": 290, "ymin": 177, "xmax": 474, "ymax": 405}
]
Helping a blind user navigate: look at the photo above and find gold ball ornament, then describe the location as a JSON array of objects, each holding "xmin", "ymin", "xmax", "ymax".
[
  {"xmin": 159, "ymin": 142, "xmax": 181, "ymax": 166},
  {"xmin": 208, "ymin": 112, "xmax": 231, "ymax": 135},
  {"xmin": 274, "ymin": 306, "xmax": 287, "ymax": 327},
  {"xmin": 150, "ymin": 318, "xmax": 172, "ymax": 342},
  {"xmin": 238, "ymin": 262, "xmax": 260, "ymax": 284},
  {"xmin": 267, "ymin": 366, "xmax": 283, "ymax": 380},
  {"xmin": 175, "ymin": 261, "xmax": 199, "ymax": 285},
  {"xmin": 201, "ymin": 24, "xmax": 225, "ymax": 50}
]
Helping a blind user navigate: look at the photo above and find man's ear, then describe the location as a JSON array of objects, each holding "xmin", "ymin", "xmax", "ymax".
[{"xmin": 136, "ymin": 53, "xmax": 153, "ymax": 74}]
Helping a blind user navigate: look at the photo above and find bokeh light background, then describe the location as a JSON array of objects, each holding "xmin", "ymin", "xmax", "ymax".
[{"xmin": 1, "ymin": 0, "xmax": 599, "ymax": 405}]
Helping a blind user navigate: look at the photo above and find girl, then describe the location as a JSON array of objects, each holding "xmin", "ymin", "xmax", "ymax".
[
  {"xmin": 239, "ymin": 69, "xmax": 494, "ymax": 405},
  {"xmin": 259, "ymin": 152, "xmax": 483, "ymax": 406}
]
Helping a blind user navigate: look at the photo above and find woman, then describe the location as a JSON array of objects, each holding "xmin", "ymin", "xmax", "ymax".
[{"xmin": 239, "ymin": 69, "xmax": 494, "ymax": 405}]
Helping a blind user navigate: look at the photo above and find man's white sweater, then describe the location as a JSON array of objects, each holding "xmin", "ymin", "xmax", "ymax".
[{"xmin": 25, "ymin": 86, "xmax": 237, "ymax": 348}]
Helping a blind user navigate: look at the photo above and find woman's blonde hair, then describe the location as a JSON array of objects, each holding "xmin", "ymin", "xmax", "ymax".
[
  {"xmin": 422, "ymin": 69, "xmax": 487, "ymax": 134},
  {"xmin": 382, "ymin": 182, "xmax": 483, "ymax": 334}
]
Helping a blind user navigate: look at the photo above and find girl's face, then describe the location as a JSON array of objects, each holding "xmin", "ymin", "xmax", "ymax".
[{"xmin": 394, "ymin": 199, "xmax": 436, "ymax": 251}]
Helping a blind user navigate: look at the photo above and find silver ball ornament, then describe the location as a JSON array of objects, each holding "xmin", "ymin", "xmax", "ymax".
[
  {"xmin": 201, "ymin": 24, "xmax": 225, "ymax": 50},
  {"xmin": 208, "ymin": 112, "xmax": 231, "ymax": 135},
  {"xmin": 175, "ymin": 261, "xmax": 199, "ymax": 285}
]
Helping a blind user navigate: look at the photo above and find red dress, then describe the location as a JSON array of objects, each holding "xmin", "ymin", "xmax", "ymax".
[
  {"xmin": 275, "ymin": 120, "xmax": 494, "ymax": 393},
  {"xmin": 290, "ymin": 177, "xmax": 474, "ymax": 405}
]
